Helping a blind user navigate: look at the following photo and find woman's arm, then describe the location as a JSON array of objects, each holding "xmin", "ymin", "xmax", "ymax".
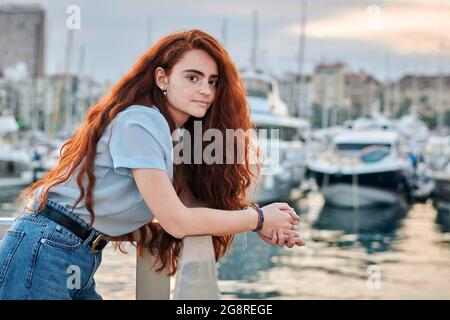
[
  {"xmin": 179, "ymin": 170, "xmax": 304, "ymax": 247},
  {"xmin": 132, "ymin": 168, "xmax": 297, "ymax": 239}
]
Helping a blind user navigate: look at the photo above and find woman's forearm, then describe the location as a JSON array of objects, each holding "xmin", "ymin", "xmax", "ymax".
[
  {"xmin": 181, "ymin": 207, "xmax": 258, "ymax": 237},
  {"xmin": 136, "ymin": 170, "xmax": 259, "ymax": 238},
  {"xmin": 180, "ymin": 185, "xmax": 258, "ymax": 236},
  {"xmin": 180, "ymin": 183, "xmax": 259, "ymax": 236}
]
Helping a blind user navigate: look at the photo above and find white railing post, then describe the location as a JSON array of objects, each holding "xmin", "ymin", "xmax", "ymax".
[
  {"xmin": 173, "ymin": 235, "xmax": 220, "ymax": 300},
  {"xmin": 135, "ymin": 235, "xmax": 220, "ymax": 300},
  {"xmin": 136, "ymin": 249, "xmax": 171, "ymax": 300}
]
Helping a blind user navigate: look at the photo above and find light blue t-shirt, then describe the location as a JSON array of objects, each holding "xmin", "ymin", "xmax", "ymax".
[{"xmin": 46, "ymin": 105, "xmax": 174, "ymax": 236}]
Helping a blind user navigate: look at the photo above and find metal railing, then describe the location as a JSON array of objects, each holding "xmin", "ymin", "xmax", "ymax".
[{"xmin": 0, "ymin": 217, "xmax": 219, "ymax": 300}]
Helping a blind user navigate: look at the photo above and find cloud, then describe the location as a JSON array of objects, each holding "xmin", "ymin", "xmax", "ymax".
[
  {"xmin": 6, "ymin": 0, "xmax": 450, "ymax": 81},
  {"xmin": 287, "ymin": 2, "xmax": 450, "ymax": 54}
]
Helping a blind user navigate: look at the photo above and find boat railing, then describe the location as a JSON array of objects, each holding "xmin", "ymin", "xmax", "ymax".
[{"xmin": 0, "ymin": 217, "xmax": 220, "ymax": 300}]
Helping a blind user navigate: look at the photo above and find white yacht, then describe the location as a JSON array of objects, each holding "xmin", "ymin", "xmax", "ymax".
[
  {"xmin": 0, "ymin": 115, "xmax": 34, "ymax": 189},
  {"xmin": 422, "ymin": 135, "xmax": 450, "ymax": 171},
  {"xmin": 307, "ymin": 130, "xmax": 412, "ymax": 208},
  {"xmin": 241, "ymin": 69, "xmax": 309, "ymax": 203},
  {"xmin": 422, "ymin": 135, "xmax": 450, "ymax": 211},
  {"xmin": 433, "ymin": 163, "xmax": 450, "ymax": 211}
]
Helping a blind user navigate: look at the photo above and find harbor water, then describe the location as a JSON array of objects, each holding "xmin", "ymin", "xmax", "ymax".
[{"xmin": 1, "ymin": 188, "xmax": 449, "ymax": 300}]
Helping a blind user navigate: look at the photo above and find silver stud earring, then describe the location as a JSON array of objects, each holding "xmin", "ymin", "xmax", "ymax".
[{"xmin": 163, "ymin": 90, "xmax": 167, "ymax": 96}]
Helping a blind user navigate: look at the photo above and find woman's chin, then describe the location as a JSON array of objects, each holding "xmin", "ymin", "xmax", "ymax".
[{"xmin": 190, "ymin": 110, "xmax": 207, "ymax": 119}]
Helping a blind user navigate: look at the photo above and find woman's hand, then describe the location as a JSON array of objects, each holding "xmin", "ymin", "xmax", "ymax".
[
  {"xmin": 258, "ymin": 230, "xmax": 305, "ymax": 248},
  {"xmin": 257, "ymin": 204, "xmax": 305, "ymax": 248},
  {"xmin": 257, "ymin": 202, "xmax": 299, "ymax": 239}
]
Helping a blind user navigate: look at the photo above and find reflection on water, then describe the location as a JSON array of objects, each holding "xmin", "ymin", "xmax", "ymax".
[
  {"xmin": 217, "ymin": 192, "xmax": 450, "ymax": 299},
  {"xmin": 218, "ymin": 232, "xmax": 283, "ymax": 299},
  {"xmin": 312, "ymin": 205, "xmax": 407, "ymax": 253},
  {"xmin": 436, "ymin": 208, "xmax": 450, "ymax": 233},
  {"xmin": 1, "ymin": 189, "xmax": 450, "ymax": 299},
  {"xmin": 313, "ymin": 205, "xmax": 406, "ymax": 235},
  {"xmin": 219, "ymin": 233, "xmax": 280, "ymax": 282}
]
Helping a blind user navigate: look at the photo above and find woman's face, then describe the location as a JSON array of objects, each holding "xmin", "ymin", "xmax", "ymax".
[{"xmin": 155, "ymin": 49, "xmax": 219, "ymax": 127}]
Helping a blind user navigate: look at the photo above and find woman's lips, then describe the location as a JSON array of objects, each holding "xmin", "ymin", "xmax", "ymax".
[{"xmin": 193, "ymin": 100, "xmax": 209, "ymax": 107}]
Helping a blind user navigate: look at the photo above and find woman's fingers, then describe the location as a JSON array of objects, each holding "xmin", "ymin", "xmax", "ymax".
[
  {"xmin": 285, "ymin": 208, "xmax": 300, "ymax": 224},
  {"xmin": 276, "ymin": 230, "xmax": 285, "ymax": 247},
  {"xmin": 284, "ymin": 231, "xmax": 305, "ymax": 246},
  {"xmin": 275, "ymin": 202, "xmax": 295, "ymax": 212},
  {"xmin": 277, "ymin": 208, "xmax": 299, "ymax": 225},
  {"xmin": 287, "ymin": 233, "xmax": 296, "ymax": 248},
  {"xmin": 275, "ymin": 202, "xmax": 291, "ymax": 211},
  {"xmin": 258, "ymin": 233, "xmax": 274, "ymax": 245},
  {"xmin": 284, "ymin": 220, "xmax": 299, "ymax": 232},
  {"xmin": 262, "ymin": 229, "xmax": 305, "ymax": 248},
  {"xmin": 281, "ymin": 231, "xmax": 306, "ymax": 247},
  {"xmin": 282, "ymin": 209, "xmax": 298, "ymax": 224},
  {"xmin": 282, "ymin": 229, "xmax": 301, "ymax": 237},
  {"xmin": 295, "ymin": 238, "xmax": 306, "ymax": 246},
  {"xmin": 269, "ymin": 230, "xmax": 278, "ymax": 245}
]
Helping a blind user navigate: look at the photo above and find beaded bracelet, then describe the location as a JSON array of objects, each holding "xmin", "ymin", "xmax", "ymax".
[{"xmin": 251, "ymin": 205, "xmax": 264, "ymax": 232}]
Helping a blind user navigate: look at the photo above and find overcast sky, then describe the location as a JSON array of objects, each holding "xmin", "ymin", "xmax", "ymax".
[{"xmin": 3, "ymin": 0, "xmax": 450, "ymax": 82}]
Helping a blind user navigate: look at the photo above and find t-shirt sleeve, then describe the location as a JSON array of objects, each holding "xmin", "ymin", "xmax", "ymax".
[{"xmin": 109, "ymin": 108, "xmax": 171, "ymax": 177}]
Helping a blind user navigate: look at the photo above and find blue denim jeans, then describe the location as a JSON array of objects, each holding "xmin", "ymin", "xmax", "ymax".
[{"xmin": 0, "ymin": 200, "xmax": 104, "ymax": 300}]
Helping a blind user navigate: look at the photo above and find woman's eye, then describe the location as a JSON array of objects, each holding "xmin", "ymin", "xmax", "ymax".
[
  {"xmin": 209, "ymin": 80, "xmax": 219, "ymax": 87},
  {"xmin": 187, "ymin": 75, "xmax": 199, "ymax": 82}
]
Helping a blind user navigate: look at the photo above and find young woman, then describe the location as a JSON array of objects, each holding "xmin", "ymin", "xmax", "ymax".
[{"xmin": 0, "ymin": 29, "xmax": 304, "ymax": 300}]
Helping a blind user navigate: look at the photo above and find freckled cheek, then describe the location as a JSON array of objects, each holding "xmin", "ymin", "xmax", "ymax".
[
  {"xmin": 168, "ymin": 84, "xmax": 191, "ymax": 105},
  {"xmin": 172, "ymin": 82, "xmax": 196, "ymax": 101}
]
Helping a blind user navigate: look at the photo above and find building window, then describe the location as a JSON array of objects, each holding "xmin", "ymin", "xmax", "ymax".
[{"xmin": 17, "ymin": 21, "xmax": 26, "ymax": 29}]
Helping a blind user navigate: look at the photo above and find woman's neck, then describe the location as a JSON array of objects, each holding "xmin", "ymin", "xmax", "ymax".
[{"xmin": 167, "ymin": 106, "xmax": 190, "ymax": 128}]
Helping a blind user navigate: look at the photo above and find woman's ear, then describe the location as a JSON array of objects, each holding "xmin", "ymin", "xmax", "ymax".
[{"xmin": 155, "ymin": 67, "xmax": 169, "ymax": 90}]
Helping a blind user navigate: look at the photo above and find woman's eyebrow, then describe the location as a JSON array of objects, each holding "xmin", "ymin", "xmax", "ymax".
[{"xmin": 182, "ymin": 69, "xmax": 219, "ymax": 78}]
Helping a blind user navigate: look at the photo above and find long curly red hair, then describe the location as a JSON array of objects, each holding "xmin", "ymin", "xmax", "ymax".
[{"xmin": 19, "ymin": 29, "xmax": 262, "ymax": 275}]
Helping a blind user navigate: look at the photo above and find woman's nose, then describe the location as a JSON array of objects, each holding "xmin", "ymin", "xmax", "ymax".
[{"xmin": 198, "ymin": 82, "xmax": 212, "ymax": 96}]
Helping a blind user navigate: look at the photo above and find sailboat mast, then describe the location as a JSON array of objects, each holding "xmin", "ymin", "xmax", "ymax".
[
  {"xmin": 221, "ymin": 18, "xmax": 228, "ymax": 49},
  {"xmin": 63, "ymin": 29, "xmax": 74, "ymax": 134},
  {"xmin": 251, "ymin": 10, "xmax": 258, "ymax": 70},
  {"xmin": 296, "ymin": 0, "xmax": 308, "ymax": 117}
]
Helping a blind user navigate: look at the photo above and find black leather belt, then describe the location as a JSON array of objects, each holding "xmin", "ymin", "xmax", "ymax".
[{"xmin": 38, "ymin": 205, "xmax": 110, "ymax": 254}]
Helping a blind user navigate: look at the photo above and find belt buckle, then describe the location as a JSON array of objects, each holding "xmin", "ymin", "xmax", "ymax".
[{"xmin": 91, "ymin": 234, "xmax": 109, "ymax": 254}]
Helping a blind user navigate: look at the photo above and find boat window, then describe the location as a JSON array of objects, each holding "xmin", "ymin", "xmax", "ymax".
[
  {"xmin": 360, "ymin": 147, "xmax": 391, "ymax": 163},
  {"xmin": 336, "ymin": 143, "xmax": 391, "ymax": 151},
  {"xmin": 243, "ymin": 79, "xmax": 271, "ymax": 98},
  {"xmin": 280, "ymin": 127, "xmax": 298, "ymax": 141},
  {"xmin": 256, "ymin": 126, "xmax": 274, "ymax": 139},
  {"xmin": 256, "ymin": 126, "xmax": 298, "ymax": 141}
]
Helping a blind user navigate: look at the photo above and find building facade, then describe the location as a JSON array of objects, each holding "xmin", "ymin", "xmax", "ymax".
[
  {"xmin": 278, "ymin": 73, "xmax": 314, "ymax": 119},
  {"xmin": 0, "ymin": 4, "xmax": 45, "ymax": 78}
]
